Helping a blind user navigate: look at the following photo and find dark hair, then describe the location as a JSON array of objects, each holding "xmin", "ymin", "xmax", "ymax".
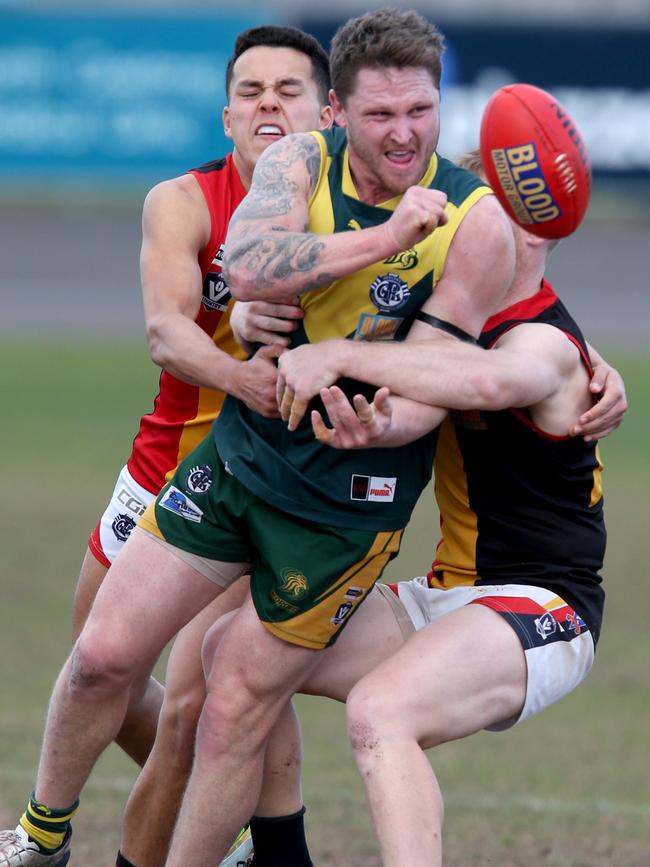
[
  {"xmin": 330, "ymin": 8, "xmax": 445, "ymax": 105},
  {"xmin": 225, "ymin": 25, "xmax": 331, "ymax": 105}
]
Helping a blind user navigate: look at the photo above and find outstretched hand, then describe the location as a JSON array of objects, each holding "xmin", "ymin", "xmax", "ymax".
[
  {"xmin": 312, "ymin": 386, "xmax": 393, "ymax": 449},
  {"xmin": 277, "ymin": 341, "xmax": 343, "ymax": 430}
]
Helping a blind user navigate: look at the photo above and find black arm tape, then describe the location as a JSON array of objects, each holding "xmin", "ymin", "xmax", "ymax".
[{"xmin": 414, "ymin": 311, "xmax": 479, "ymax": 345}]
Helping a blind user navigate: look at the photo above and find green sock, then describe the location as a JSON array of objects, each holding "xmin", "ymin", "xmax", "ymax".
[{"xmin": 18, "ymin": 791, "xmax": 78, "ymax": 852}]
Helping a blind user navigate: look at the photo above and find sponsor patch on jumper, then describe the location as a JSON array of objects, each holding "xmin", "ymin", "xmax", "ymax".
[
  {"xmin": 350, "ymin": 475, "xmax": 397, "ymax": 503},
  {"xmin": 354, "ymin": 312, "xmax": 402, "ymax": 341},
  {"xmin": 344, "ymin": 586, "xmax": 365, "ymax": 599},
  {"xmin": 112, "ymin": 513, "xmax": 137, "ymax": 542},
  {"xmin": 159, "ymin": 486, "xmax": 203, "ymax": 523},
  {"xmin": 186, "ymin": 464, "xmax": 213, "ymax": 494}
]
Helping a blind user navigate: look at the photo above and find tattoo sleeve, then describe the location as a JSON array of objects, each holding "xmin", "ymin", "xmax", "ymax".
[{"xmin": 224, "ymin": 134, "xmax": 335, "ymax": 296}]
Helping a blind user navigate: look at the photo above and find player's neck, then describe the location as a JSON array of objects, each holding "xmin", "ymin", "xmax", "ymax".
[{"xmin": 231, "ymin": 150, "xmax": 253, "ymax": 192}]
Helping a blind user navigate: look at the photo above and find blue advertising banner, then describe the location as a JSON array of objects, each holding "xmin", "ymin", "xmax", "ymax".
[{"xmin": 0, "ymin": 8, "xmax": 268, "ymax": 192}]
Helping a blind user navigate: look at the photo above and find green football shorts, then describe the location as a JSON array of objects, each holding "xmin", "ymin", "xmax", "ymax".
[{"xmin": 139, "ymin": 433, "xmax": 403, "ymax": 649}]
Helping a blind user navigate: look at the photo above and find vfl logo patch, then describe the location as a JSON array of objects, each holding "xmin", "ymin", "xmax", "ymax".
[
  {"xmin": 202, "ymin": 271, "xmax": 231, "ymax": 312},
  {"xmin": 370, "ymin": 273, "xmax": 410, "ymax": 311},
  {"xmin": 112, "ymin": 513, "xmax": 136, "ymax": 542},
  {"xmin": 331, "ymin": 601, "xmax": 354, "ymax": 626},
  {"xmin": 534, "ymin": 612, "xmax": 558, "ymax": 641},
  {"xmin": 350, "ymin": 475, "xmax": 397, "ymax": 503},
  {"xmin": 186, "ymin": 464, "xmax": 212, "ymax": 494},
  {"xmin": 354, "ymin": 312, "xmax": 402, "ymax": 341},
  {"xmin": 490, "ymin": 143, "xmax": 562, "ymax": 226},
  {"xmin": 279, "ymin": 568, "xmax": 308, "ymax": 600},
  {"xmin": 117, "ymin": 488, "xmax": 147, "ymax": 517},
  {"xmin": 159, "ymin": 486, "xmax": 203, "ymax": 523}
]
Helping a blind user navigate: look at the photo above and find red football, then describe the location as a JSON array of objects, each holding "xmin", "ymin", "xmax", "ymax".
[{"xmin": 479, "ymin": 83, "xmax": 591, "ymax": 239}]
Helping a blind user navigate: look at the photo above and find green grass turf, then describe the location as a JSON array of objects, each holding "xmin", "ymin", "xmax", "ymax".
[{"xmin": 0, "ymin": 338, "xmax": 648, "ymax": 865}]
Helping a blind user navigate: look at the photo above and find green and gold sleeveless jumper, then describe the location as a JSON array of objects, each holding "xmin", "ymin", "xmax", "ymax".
[{"xmin": 215, "ymin": 126, "xmax": 491, "ymax": 531}]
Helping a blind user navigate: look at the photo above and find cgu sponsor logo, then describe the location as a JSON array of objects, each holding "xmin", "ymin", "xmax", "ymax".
[
  {"xmin": 490, "ymin": 143, "xmax": 562, "ymax": 226},
  {"xmin": 117, "ymin": 487, "xmax": 147, "ymax": 516}
]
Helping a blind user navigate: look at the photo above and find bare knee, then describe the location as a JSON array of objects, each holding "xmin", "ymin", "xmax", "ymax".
[
  {"xmin": 346, "ymin": 679, "xmax": 410, "ymax": 762},
  {"xmin": 70, "ymin": 631, "xmax": 139, "ymax": 696}
]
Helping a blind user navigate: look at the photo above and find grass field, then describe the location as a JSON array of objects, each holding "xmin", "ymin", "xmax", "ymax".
[{"xmin": 1, "ymin": 338, "xmax": 649, "ymax": 866}]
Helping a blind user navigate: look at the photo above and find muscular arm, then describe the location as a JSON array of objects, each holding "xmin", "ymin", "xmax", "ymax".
[
  {"xmin": 312, "ymin": 386, "xmax": 446, "ymax": 449},
  {"xmin": 140, "ymin": 176, "xmax": 281, "ymax": 416},
  {"xmin": 223, "ymin": 133, "xmax": 449, "ymax": 302},
  {"xmin": 277, "ymin": 192, "xmax": 515, "ymax": 429}
]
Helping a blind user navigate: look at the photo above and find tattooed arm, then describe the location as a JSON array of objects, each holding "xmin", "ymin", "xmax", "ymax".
[{"xmin": 222, "ymin": 132, "xmax": 449, "ymax": 302}]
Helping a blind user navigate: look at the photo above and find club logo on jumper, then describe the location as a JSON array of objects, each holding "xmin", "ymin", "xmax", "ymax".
[
  {"xmin": 186, "ymin": 464, "xmax": 213, "ymax": 494},
  {"xmin": 344, "ymin": 586, "xmax": 365, "ymax": 600},
  {"xmin": 534, "ymin": 611, "xmax": 558, "ymax": 641},
  {"xmin": 350, "ymin": 475, "xmax": 397, "ymax": 503},
  {"xmin": 383, "ymin": 248, "xmax": 418, "ymax": 270},
  {"xmin": 159, "ymin": 486, "xmax": 203, "ymax": 523},
  {"xmin": 347, "ymin": 219, "xmax": 362, "ymax": 231},
  {"xmin": 112, "ymin": 513, "xmax": 136, "ymax": 542},
  {"xmin": 331, "ymin": 600, "xmax": 354, "ymax": 626},
  {"xmin": 490, "ymin": 143, "xmax": 562, "ymax": 227},
  {"xmin": 369, "ymin": 273, "xmax": 410, "ymax": 311},
  {"xmin": 117, "ymin": 488, "xmax": 147, "ymax": 517},
  {"xmin": 279, "ymin": 568, "xmax": 309, "ymax": 600}
]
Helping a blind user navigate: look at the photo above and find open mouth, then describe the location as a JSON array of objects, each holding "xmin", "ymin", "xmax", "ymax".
[
  {"xmin": 256, "ymin": 124, "xmax": 285, "ymax": 136},
  {"xmin": 385, "ymin": 150, "xmax": 415, "ymax": 166}
]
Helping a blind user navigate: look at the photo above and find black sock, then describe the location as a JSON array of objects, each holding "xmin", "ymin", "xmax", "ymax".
[
  {"xmin": 115, "ymin": 852, "xmax": 137, "ymax": 867},
  {"xmin": 249, "ymin": 807, "xmax": 313, "ymax": 867}
]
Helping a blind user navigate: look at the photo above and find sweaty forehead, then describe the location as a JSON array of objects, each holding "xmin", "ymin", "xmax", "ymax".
[{"xmin": 231, "ymin": 45, "xmax": 313, "ymax": 88}]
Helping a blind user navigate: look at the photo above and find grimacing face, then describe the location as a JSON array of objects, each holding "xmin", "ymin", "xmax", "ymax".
[
  {"xmin": 223, "ymin": 45, "xmax": 332, "ymax": 188},
  {"xmin": 332, "ymin": 66, "xmax": 440, "ymax": 204}
]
